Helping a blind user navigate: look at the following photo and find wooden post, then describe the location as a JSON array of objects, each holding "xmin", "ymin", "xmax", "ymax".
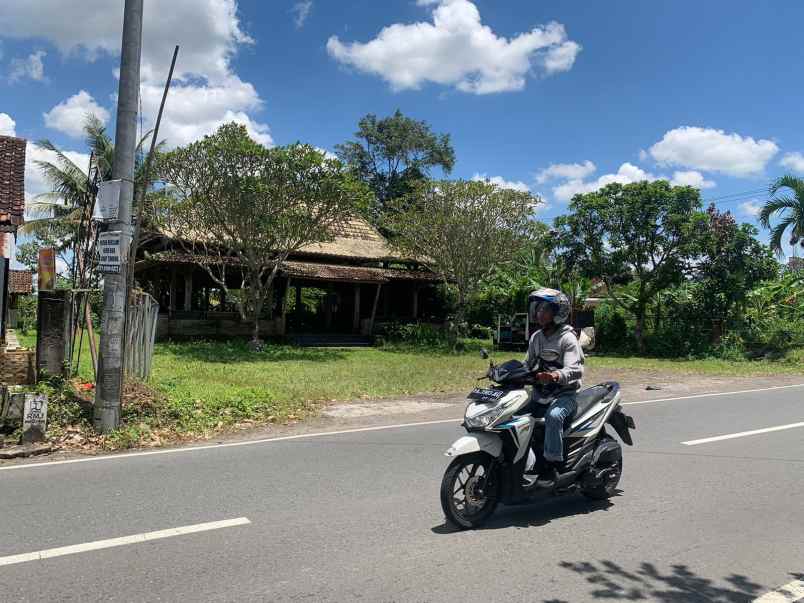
[
  {"xmin": 183, "ymin": 270, "xmax": 193, "ymax": 312},
  {"xmin": 279, "ymin": 278, "xmax": 290, "ymax": 336},
  {"xmin": 369, "ymin": 283, "xmax": 382, "ymax": 335},
  {"xmin": 324, "ymin": 285, "xmax": 333, "ymax": 331},
  {"xmin": 85, "ymin": 300, "xmax": 98, "ymax": 379},
  {"xmin": 169, "ymin": 267, "xmax": 177, "ymax": 315},
  {"xmin": 353, "ymin": 283, "xmax": 361, "ymax": 332},
  {"xmin": 295, "ymin": 284, "xmax": 302, "ymax": 327}
]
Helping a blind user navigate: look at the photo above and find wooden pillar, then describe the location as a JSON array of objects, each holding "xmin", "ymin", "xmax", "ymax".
[
  {"xmin": 169, "ymin": 267, "xmax": 177, "ymax": 315},
  {"xmin": 294, "ymin": 284, "xmax": 302, "ymax": 329},
  {"xmin": 353, "ymin": 283, "xmax": 361, "ymax": 332},
  {"xmin": 412, "ymin": 285, "xmax": 420, "ymax": 320},
  {"xmin": 183, "ymin": 270, "xmax": 193, "ymax": 312},
  {"xmin": 279, "ymin": 278, "xmax": 290, "ymax": 335},
  {"xmin": 323, "ymin": 285, "xmax": 333, "ymax": 331},
  {"xmin": 369, "ymin": 283, "xmax": 382, "ymax": 335}
]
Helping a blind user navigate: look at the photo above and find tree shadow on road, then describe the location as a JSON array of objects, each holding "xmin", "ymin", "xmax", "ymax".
[
  {"xmin": 549, "ymin": 559, "xmax": 771, "ymax": 602},
  {"xmin": 431, "ymin": 493, "xmax": 617, "ymax": 534}
]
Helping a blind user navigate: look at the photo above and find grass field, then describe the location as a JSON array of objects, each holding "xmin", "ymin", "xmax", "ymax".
[{"xmin": 11, "ymin": 331, "xmax": 803, "ymax": 448}]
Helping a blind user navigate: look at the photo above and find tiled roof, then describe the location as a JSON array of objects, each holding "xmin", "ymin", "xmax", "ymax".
[
  {"xmin": 0, "ymin": 135, "xmax": 26, "ymax": 228},
  {"xmin": 9, "ymin": 269, "xmax": 33, "ymax": 294}
]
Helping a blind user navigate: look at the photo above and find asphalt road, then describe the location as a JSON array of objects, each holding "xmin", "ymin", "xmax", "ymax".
[{"xmin": 0, "ymin": 384, "xmax": 802, "ymax": 602}]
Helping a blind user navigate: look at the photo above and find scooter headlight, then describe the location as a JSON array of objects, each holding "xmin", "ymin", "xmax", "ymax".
[{"xmin": 465, "ymin": 407, "xmax": 502, "ymax": 429}]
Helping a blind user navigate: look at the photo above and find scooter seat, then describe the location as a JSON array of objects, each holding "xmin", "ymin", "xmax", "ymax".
[{"xmin": 570, "ymin": 382, "xmax": 619, "ymax": 422}]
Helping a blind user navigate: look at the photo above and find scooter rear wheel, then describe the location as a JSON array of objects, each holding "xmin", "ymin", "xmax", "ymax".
[
  {"xmin": 581, "ymin": 458, "xmax": 623, "ymax": 500},
  {"xmin": 440, "ymin": 452, "xmax": 499, "ymax": 529}
]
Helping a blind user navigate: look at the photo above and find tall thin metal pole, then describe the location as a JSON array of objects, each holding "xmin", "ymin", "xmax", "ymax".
[
  {"xmin": 94, "ymin": 0, "xmax": 143, "ymax": 433},
  {"xmin": 127, "ymin": 45, "xmax": 179, "ymax": 296}
]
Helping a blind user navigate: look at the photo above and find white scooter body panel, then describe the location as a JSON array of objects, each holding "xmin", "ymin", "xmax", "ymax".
[{"xmin": 445, "ymin": 432, "xmax": 503, "ymax": 459}]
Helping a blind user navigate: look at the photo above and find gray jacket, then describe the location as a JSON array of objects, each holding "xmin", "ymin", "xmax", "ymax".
[{"xmin": 524, "ymin": 324, "xmax": 585, "ymax": 401}]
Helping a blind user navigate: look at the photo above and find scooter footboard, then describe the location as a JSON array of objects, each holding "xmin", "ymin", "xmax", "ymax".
[{"xmin": 445, "ymin": 433, "xmax": 502, "ymax": 458}]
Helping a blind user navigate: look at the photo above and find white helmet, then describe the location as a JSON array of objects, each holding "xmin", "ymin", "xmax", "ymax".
[{"xmin": 528, "ymin": 288, "xmax": 571, "ymax": 325}]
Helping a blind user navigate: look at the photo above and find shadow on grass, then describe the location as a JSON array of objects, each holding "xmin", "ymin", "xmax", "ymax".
[
  {"xmin": 156, "ymin": 339, "xmax": 350, "ymax": 363},
  {"xmin": 550, "ymin": 559, "xmax": 775, "ymax": 602}
]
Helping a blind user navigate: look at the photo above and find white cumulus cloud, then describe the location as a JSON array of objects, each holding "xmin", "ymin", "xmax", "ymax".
[
  {"xmin": 739, "ymin": 200, "xmax": 762, "ymax": 218},
  {"xmin": 0, "ymin": 0, "xmax": 269, "ymax": 149},
  {"xmin": 551, "ymin": 163, "xmax": 657, "ymax": 202},
  {"xmin": 535, "ymin": 160, "xmax": 596, "ymax": 184},
  {"xmin": 780, "ymin": 152, "xmax": 804, "ymax": 174},
  {"xmin": 9, "ymin": 50, "xmax": 46, "ymax": 82},
  {"xmin": 0, "ymin": 113, "xmax": 16, "ymax": 136},
  {"xmin": 649, "ymin": 126, "xmax": 778, "ymax": 178},
  {"xmin": 24, "ymin": 143, "xmax": 91, "ymax": 205},
  {"xmin": 140, "ymin": 76, "xmax": 272, "ymax": 148},
  {"xmin": 669, "ymin": 170, "xmax": 716, "ymax": 189},
  {"xmin": 43, "ymin": 90, "xmax": 110, "ymax": 138},
  {"xmin": 471, "ymin": 173, "xmax": 530, "ymax": 192},
  {"xmin": 293, "ymin": 1, "xmax": 313, "ymax": 29},
  {"xmin": 327, "ymin": 0, "xmax": 581, "ymax": 94}
]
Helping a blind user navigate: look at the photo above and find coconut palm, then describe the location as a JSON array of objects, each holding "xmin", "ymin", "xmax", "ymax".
[
  {"xmin": 22, "ymin": 114, "xmax": 157, "ymax": 280},
  {"xmin": 760, "ymin": 175, "xmax": 804, "ymax": 256},
  {"xmin": 22, "ymin": 114, "xmax": 147, "ymax": 234}
]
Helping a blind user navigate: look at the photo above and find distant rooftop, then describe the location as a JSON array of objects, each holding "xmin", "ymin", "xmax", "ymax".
[{"xmin": 0, "ymin": 135, "xmax": 26, "ymax": 232}]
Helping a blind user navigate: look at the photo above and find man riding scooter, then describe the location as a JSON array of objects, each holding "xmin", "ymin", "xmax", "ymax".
[{"xmin": 523, "ymin": 288, "xmax": 585, "ymax": 488}]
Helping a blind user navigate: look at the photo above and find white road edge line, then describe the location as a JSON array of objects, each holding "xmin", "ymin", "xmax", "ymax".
[
  {"xmin": 0, "ymin": 517, "xmax": 251, "ymax": 568},
  {"xmin": 753, "ymin": 578, "xmax": 804, "ymax": 602},
  {"xmin": 622, "ymin": 382, "xmax": 804, "ymax": 406},
  {"xmin": 1, "ymin": 383, "xmax": 802, "ymax": 473},
  {"xmin": 682, "ymin": 422, "xmax": 804, "ymax": 446},
  {"xmin": 0, "ymin": 419, "xmax": 462, "ymax": 472}
]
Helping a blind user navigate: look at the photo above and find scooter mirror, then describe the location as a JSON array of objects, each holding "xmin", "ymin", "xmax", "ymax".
[{"xmin": 480, "ymin": 349, "xmax": 489, "ymax": 359}]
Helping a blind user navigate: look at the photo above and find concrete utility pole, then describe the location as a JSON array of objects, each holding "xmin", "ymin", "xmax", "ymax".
[{"xmin": 94, "ymin": 0, "xmax": 143, "ymax": 433}]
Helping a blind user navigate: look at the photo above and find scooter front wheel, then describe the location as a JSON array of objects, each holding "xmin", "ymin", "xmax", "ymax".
[{"xmin": 440, "ymin": 452, "xmax": 499, "ymax": 529}]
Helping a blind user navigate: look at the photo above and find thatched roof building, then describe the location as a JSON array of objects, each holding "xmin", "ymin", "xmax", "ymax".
[{"xmin": 134, "ymin": 216, "xmax": 443, "ymax": 342}]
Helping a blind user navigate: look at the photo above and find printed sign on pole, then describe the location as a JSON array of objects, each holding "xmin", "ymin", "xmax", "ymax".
[
  {"xmin": 38, "ymin": 248, "xmax": 56, "ymax": 291},
  {"xmin": 94, "ymin": 179, "xmax": 121, "ymax": 221},
  {"xmin": 97, "ymin": 231, "xmax": 125, "ymax": 274}
]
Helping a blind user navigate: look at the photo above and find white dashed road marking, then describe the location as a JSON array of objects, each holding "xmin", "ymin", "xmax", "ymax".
[{"xmin": 0, "ymin": 518, "xmax": 251, "ymax": 567}]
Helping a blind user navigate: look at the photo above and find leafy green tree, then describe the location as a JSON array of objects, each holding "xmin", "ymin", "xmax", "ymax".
[
  {"xmin": 555, "ymin": 180, "xmax": 708, "ymax": 352},
  {"xmin": 156, "ymin": 123, "xmax": 370, "ymax": 345},
  {"xmin": 386, "ymin": 179, "xmax": 538, "ymax": 344},
  {"xmin": 760, "ymin": 175, "xmax": 804, "ymax": 256},
  {"xmin": 336, "ymin": 110, "xmax": 455, "ymax": 228},
  {"xmin": 695, "ymin": 205, "xmax": 778, "ymax": 321}
]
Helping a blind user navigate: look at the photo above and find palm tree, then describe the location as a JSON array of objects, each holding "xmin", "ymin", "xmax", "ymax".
[
  {"xmin": 760, "ymin": 175, "xmax": 804, "ymax": 256},
  {"xmin": 23, "ymin": 114, "xmax": 156, "ymax": 277}
]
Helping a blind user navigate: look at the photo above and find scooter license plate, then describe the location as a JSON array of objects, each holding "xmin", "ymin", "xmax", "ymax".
[{"xmin": 468, "ymin": 388, "xmax": 506, "ymax": 403}]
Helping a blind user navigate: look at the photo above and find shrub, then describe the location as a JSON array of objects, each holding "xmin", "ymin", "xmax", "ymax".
[{"xmin": 594, "ymin": 304, "xmax": 630, "ymax": 353}]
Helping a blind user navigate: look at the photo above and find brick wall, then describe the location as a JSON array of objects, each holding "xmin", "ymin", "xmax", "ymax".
[{"xmin": 0, "ymin": 348, "xmax": 35, "ymax": 385}]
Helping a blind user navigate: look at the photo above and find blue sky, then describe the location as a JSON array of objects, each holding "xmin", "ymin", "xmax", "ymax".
[{"xmin": 2, "ymin": 0, "xmax": 803, "ymax": 260}]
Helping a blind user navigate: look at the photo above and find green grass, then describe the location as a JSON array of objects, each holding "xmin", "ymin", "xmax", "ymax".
[
  {"xmin": 587, "ymin": 349, "xmax": 804, "ymax": 376},
  {"xmin": 11, "ymin": 330, "xmax": 803, "ymax": 449}
]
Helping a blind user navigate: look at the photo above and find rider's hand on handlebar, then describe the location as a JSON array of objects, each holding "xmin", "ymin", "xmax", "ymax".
[{"xmin": 535, "ymin": 371, "xmax": 560, "ymax": 385}]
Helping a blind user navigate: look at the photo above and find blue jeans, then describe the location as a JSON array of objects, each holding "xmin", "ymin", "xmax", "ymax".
[{"xmin": 543, "ymin": 393, "xmax": 578, "ymax": 463}]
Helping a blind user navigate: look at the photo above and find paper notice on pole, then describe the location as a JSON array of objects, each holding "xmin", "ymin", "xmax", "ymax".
[
  {"xmin": 97, "ymin": 231, "xmax": 125, "ymax": 274},
  {"xmin": 94, "ymin": 180, "xmax": 121, "ymax": 221}
]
